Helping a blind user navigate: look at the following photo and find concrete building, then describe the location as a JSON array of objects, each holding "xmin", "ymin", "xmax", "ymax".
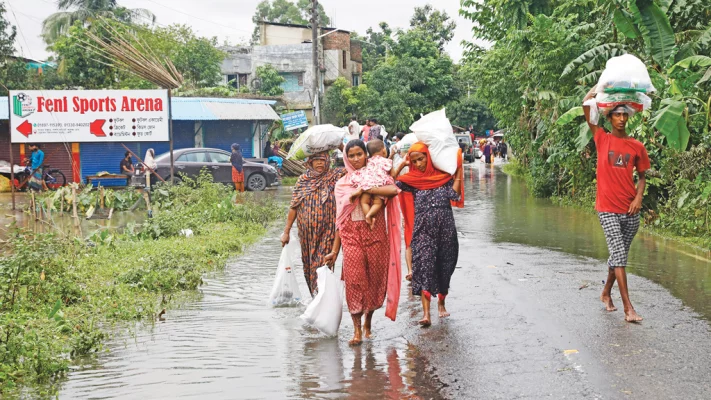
[{"xmin": 220, "ymin": 22, "xmax": 363, "ymax": 124}]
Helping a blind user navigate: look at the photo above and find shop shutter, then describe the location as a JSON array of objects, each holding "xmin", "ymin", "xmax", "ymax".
[
  {"xmin": 203, "ymin": 121, "xmax": 253, "ymax": 157},
  {"xmin": 41, "ymin": 143, "xmax": 77, "ymax": 183},
  {"xmin": 80, "ymin": 143, "xmax": 140, "ymax": 187}
]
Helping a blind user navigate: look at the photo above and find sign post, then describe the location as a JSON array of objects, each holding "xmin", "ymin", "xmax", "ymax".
[
  {"xmin": 8, "ymin": 89, "xmax": 171, "ymax": 210},
  {"xmin": 280, "ymin": 110, "xmax": 309, "ymax": 132}
]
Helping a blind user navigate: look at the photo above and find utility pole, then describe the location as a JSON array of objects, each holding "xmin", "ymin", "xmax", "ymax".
[{"xmin": 311, "ymin": 0, "xmax": 320, "ymax": 124}]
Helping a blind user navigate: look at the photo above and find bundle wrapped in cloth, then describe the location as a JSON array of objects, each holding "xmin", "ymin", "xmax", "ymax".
[
  {"xmin": 585, "ymin": 54, "xmax": 655, "ymax": 122},
  {"xmin": 410, "ymin": 109, "xmax": 460, "ymax": 175},
  {"xmin": 287, "ymin": 124, "xmax": 346, "ymax": 160}
]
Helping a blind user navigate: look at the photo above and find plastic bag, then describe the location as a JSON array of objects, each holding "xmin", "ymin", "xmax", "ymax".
[
  {"xmin": 300, "ymin": 266, "xmax": 344, "ymax": 336},
  {"xmin": 268, "ymin": 242, "xmax": 302, "ymax": 307},
  {"xmin": 0, "ymin": 175, "xmax": 10, "ymax": 193},
  {"xmin": 585, "ymin": 91, "xmax": 652, "ymax": 122},
  {"xmin": 288, "ymin": 125, "xmax": 346, "ymax": 160},
  {"xmin": 595, "ymin": 54, "xmax": 656, "ymax": 94},
  {"xmin": 395, "ymin": 133, "xmax": 418, "ymax": 154},
  {"xmin": 409, "ymin": 109, "xmax": 459, "ymax": 175}
]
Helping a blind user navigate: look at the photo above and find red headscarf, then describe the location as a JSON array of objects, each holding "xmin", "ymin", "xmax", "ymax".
[{"xmin": 397, "ymin": 142, "xmax": 464, "ymax": 246}]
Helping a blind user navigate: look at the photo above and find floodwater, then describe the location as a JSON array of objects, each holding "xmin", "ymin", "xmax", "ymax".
[{"xmin": 46, "ymin": 163, "xmax": 711, "ymax": 399}]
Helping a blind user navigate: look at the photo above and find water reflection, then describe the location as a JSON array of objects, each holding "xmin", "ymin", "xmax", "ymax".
[{"xmin": 465, "ymin": 163, "xmax": 711, "ymax": 320}]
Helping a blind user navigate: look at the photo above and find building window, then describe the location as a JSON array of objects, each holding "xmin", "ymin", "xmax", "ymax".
[
  {"xmin": 352, "ymin": 74, "xmax": 360, "ymax": 87},
  {"xmin": 342, "ymin": 50, "xmax": 347, "ymax": 69},
  {"xmin": 279, "ymin": 72, "xmax": 305, "ymax": 92},
  {"xmin": 227, "ymin": 74, "xmax": 249, "ymax": 89}
]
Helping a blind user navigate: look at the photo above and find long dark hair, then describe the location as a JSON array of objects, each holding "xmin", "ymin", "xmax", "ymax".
[{"xmin": 345, "ymin": 139, "xmax": 366, "ymax": 156}]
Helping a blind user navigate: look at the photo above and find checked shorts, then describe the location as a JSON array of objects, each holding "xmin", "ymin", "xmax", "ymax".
[{"xmin": 598, "ymin": 212, "xmax": 640, "ymax": 269}]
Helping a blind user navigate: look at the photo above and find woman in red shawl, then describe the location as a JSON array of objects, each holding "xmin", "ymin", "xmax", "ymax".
[
  {"xmin": 281, "ymin": 151, "xmax": 346, "ymax": 296},
  {"xmin": 325, "ymin": 139, "xmax": 402, "ymax": 346},
  {"xmin": 394, "ymin": 142, "xmax": 464, "ymax": 327}
]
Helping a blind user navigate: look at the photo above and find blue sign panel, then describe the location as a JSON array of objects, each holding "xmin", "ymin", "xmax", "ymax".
[{"xmin": 281, "ymin": 110, "xmax": 309, "ymax": 131}]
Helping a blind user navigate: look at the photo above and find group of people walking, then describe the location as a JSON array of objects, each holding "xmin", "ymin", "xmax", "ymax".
[{"xmin": 282, "ymin": 138, "xmax": 464, "ymax": 345}]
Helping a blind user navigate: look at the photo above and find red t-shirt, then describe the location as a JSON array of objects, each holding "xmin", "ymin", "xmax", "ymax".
[{"xmin": 594, "ymin": 128, "xmax": 651, "ymax": 214}]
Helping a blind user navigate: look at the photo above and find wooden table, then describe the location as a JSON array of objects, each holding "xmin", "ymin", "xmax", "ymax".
[{"xmin": 86, "ymin": 174, "xmax": 130, "ymax": 186}]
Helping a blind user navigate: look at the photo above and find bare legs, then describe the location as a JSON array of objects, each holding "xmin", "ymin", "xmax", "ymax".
[
  {"xmin": 405, "ymin": 247, "xmax": 413, "ymax": 281},
  {"xmin": 350, "ymin": 310, "xmax": 375, "ymax": 346},
  {"xmin": 419, "ymin": 294, "xmax": 431, "ymax": 327},
  {"xmin": 601, "ymin": 267, "xmax": 643, "ymax": 322},
  {"xmin": 362, "ymin": 193, "xmax": 384, "ymax": 229}
]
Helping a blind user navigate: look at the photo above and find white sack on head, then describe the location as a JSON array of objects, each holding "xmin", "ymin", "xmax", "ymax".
[
  {"xmin": 288, "ymin": 124, "xmax": 346, "ymax": 160},
  {"xmin": 595, "ymin": 54, "xmax": 656, "ymax": 94},
  {"xmin": 409, "ymin": 109, "xmax": 459, "ymax": 175}
]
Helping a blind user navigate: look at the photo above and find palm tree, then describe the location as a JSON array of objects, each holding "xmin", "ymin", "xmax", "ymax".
[{"xmin": 42, "ymin": 0, "xmax": 155, "ymax": 44}]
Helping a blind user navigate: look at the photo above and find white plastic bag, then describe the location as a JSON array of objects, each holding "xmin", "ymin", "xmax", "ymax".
[
  {"xmin": 288, "ymin": 125, "xmax": 346, "ymax": 160},
  {"xmin": 595, "ymin": 54, "xmax": 656, "ymax": 94},
  {"xmin": 410, "ymin": 109, "xmax": 459, "ymax": 175},
  {"xmin": 300, "ymin": 266, "xmax": 344, "ymax": 336},
  {"xmin": 268, "ymin": 243, "xmax": 302, "ymax": 307},
  {"xmin": 585, "ymin": 91, "xmax": 652, "ymax": 123},
  {"xmin": 395, "ymin": 133, "xmax": 419, "ymax": 154}
]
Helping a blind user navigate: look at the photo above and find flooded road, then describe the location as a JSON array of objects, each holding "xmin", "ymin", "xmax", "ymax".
[{"xmin": 55, "ymin": 164, "xmax": 711, "ymax": 399}]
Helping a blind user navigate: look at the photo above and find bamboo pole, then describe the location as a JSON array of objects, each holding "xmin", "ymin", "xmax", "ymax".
[{"xmin": 72, "ymin": 186, "xmax": 78, "ymax": 226}]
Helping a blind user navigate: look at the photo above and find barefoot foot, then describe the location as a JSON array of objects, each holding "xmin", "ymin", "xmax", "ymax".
[
  {"xmin": 418, "ymin": 318, "xmax": 431, "ymax": 327},
  {"xmin": 624, "ymin": 309, "xmax": 643, "ymax": 323},
  {"xmin": 438, "ymin": 300, "xmax": 450, "ymax": 318},
  {"xmin": 600, "ymin": 293, "xmax": 617, "ymax": 312}
]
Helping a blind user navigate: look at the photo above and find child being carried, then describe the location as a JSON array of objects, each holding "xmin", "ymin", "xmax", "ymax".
[{"xmin": 350, "ymin": 140, "xmax": 394, "ymax": 228}]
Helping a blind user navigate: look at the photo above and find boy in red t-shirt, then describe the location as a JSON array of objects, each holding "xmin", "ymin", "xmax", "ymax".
[{"xmin": 583, "ymin": 87, "xmax": 650, "ymax": 323}]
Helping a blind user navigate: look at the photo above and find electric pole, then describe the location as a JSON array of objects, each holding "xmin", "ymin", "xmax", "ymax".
[{"xmin": 311, "ymin": 0, "xmax": 320, "ymax": 124}]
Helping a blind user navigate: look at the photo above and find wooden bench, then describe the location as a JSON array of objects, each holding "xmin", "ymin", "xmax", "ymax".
[{"xmin": 86, "ymin": 174, "xmax": 130, "ymax": 186}]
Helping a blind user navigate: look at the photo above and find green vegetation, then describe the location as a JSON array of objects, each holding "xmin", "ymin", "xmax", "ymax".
[
  {"xmin": 255, "ymin": 64, "xmax": 286, "ymax": 97},
  {"xmin": 322, "ymin": 6, "xmax": 497, "ymax": 133},
  {"xmin": 461, "ymin": 0, "xmax": 711, "ymax": 247},
  {"xmin": 0, "ymin": 173, "xmax": 285, "ymax": 395}
]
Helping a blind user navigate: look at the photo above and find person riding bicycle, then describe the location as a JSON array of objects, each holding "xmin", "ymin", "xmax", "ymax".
[{"xmin": 27, "ymin": 144, "xmax": 46, "ymax": 191}]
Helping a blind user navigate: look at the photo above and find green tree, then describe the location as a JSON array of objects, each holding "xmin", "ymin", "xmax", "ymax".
[
  {"xmin": 42, "ymin": 0, "xmax": 155, "ymax": 44},
  {"xmin": 447, "ymin": 96, "xmax": 497, "ymax": 134},
  {"xmin": 255, "ymin": 64, "xmax": 285, "ymax": 96},
  {"xmin": 0, "ymin": 1, "xmax": 16, "ymax": 59},
  {"xmin": 409, "ymin": 4, "xmax": 456, "ymax": 51},
  {"xmin": 251, "ymin": 0, "xmax": 330, "ymax": 44}
]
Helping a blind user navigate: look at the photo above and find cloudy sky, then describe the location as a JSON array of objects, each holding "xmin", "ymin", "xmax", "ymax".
[{"xmin": 5, "ymin": 0, "xmax": 476, "ymax": 62}]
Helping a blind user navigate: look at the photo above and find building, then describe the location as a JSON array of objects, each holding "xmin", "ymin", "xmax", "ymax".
[
  {"xmin": 220, "ymin": 22, "xmax": 363, "ymax": 124},
  {"xmin": 0, "ymin": 97, "xmax": 280, "ymax": 187}
]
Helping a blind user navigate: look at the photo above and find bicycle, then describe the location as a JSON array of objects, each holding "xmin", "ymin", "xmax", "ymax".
[{"xmin": 12, "ymin": 162, "xmax": 67, "ymax": 191}]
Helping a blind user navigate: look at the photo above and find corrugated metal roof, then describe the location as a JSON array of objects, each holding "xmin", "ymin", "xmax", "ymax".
[{"xmin": 0, "ymin": 97, "xmax": 280, "ymax": 121}]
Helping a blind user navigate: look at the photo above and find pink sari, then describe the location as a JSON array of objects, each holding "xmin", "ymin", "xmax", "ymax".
[{"xmin": 335, "ymin": 155, "xmax": 402, "ymax": 321}]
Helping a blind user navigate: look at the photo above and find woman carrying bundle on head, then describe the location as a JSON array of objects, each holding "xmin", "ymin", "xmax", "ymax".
[
  {"xmin": 393, "ymin": 142, "xmax": 464, "ymax": 327},
  {"xmin": 281, "ymin": 151, "xmax": 346, "ymax": 297}
]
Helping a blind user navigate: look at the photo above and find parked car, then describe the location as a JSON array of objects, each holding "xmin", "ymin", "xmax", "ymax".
[
  {"xmin": 454, "ymin": 134, "xmax": 480, "ymax": 162},
  {"xmin": 147, "ymin": 148, "xmax": 279, "ymax": 191}
]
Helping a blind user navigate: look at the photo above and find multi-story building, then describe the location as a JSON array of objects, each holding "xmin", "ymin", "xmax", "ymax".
[{"xmin": 220, "ymin": 22, "xmax": 363, "ymax": 124}]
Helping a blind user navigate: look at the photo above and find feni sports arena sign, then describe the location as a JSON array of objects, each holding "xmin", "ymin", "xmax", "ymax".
[{"xmin": 9, "ymin": 90, "xmax": 170, "ymax": 143}]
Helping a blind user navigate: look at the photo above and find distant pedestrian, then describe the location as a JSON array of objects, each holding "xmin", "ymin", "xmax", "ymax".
[
  {"xmin": 361, "ymin": 119, "xmax": 371, "ymax": 142},
  {"xmin": 583, "ymin": 87, "xmax": 649, "ymax": 323},
  {"xmin": 120, "ymin": 151, "xmax": 134, "ymax": 175},
  {"xmin": 143, "ymin": 148, "xmax": 157, "ymax": 171},
  {"xmin": 368, "ymin": 118, "xmax": 383, "ymax": 141},
  {"xmin": 231, "ymin": 143, "xmax": 245, "ymax": 194},
  {"xmin": 483, "ymin": 142, "xmax": 492, "ymax": 164},
  {"xmin": 263, "ymin": 140, "xmax": 274, "ymax": 158},
  {"xmin": 27, "ymin": 143, "xmax": 45, "ymax": 192},
  {"xmin": 348, "ymin": 116, "xmax": 361, "ymax": 141},
  {"xmin": 500, "ymin": 141, "xmax": 508, "ymax": 161}
]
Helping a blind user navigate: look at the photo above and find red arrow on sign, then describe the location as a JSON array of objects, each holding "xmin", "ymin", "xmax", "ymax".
[
  {"xmin": 16, "ymin": 120, "xmax": 33, "ymax": 137},
  {"xmin": 90, "ymin": 119, "xmax": 106, "ymax": 137}
]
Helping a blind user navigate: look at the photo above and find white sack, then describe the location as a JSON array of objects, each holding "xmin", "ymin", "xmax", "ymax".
[
  {"xmin": 410, "ymin": 109, "xmax": 459, "ymax": 175},
  {"xmin": 288, "ymin": 125, "xmax": 346, "ymax": 160},
  {"xmin": 300, "ymin": 266, "xmax": 344, "ymax": 336}
]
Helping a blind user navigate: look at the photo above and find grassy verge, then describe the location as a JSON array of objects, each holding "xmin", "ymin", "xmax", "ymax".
[
  {"xmin": 0, "ymin": 172, "xmax": 285, "ymax": 395},
  {"xmin": 280, "ymin": 176, "xmax": 298, "ymax": 186}
]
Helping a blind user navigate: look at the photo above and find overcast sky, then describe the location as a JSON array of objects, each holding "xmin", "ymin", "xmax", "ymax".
[{"xmin": 5, "ymin": 0, "xmax": 476, "ymax": 63}]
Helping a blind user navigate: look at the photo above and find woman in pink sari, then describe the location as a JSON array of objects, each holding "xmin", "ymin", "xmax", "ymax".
[{"xmin": 325, "ymin": 139, "xmax": 402, "ymax": 346}]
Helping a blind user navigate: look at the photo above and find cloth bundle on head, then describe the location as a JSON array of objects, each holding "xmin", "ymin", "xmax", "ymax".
[
  {"xmin": 334, "ymin": 148, "xmax": 402, "ymax": 321},
  {"xmin": 397, "ymin": 142, "xmax": 465, "ymax": 247}
]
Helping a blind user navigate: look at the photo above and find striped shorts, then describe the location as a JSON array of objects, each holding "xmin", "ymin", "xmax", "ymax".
[{"xmin": 598, "ymin": 212, "xmax": 640, "ymax": 269}]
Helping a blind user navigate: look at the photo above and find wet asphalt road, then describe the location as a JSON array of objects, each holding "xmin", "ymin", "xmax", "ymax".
[
  {"xmin": 54, "ymin": 164, "xmax": 711, "ymax": 399},
  {"xmin": 409, "ymin": 164, "xmax": 711, "ymax": 400}
]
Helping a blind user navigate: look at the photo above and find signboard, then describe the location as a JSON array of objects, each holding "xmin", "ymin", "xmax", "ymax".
[
  {"xmin": 9, "ymin": 90, "xmax": 170, "ymax": 143},
  {"xmin": 280, "ymin": 110, "xmax": 308, "ymax": 131}
]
